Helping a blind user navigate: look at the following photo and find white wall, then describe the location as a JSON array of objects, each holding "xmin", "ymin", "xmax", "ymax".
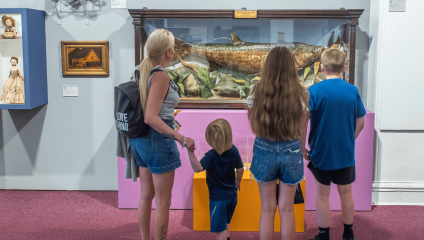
[
  {"xmin": 377, "ymin": 0, "xmax": 424, "ymax": 130},
  {"xmin": 0, "ymin": 0, "xmax": 371, "ymax": 190},
  {"xmin": 370, "ymin": 0, "xmax": 424, "ymax": 205}
]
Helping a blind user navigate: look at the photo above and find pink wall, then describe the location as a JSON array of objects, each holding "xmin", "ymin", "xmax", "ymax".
[{"xmin": 118, "ymin": 110, "xmax": 374, "ymax": 211}]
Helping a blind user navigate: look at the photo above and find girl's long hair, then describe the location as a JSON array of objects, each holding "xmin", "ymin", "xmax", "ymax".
[
  {"xmin": 248, "ymin": 46, "xmax": 309, "ymax": 141},
  {"xmin": 138, "ymin": 29, "xmax": 174, "ymax": 111}
]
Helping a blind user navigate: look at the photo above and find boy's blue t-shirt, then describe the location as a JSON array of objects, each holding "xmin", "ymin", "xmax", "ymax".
[
  {"xmin": 200, "ymin": 145, "xmax": 244, "ymax": 201},
  {"xmin": 308, "ymin": 78, "xmax": 366, "ymax": 171}
]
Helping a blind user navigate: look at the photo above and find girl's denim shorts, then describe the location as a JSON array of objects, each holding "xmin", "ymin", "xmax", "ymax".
[
  {"xmin": 129, "ymin": 119, "xmax": 181, "ymax": 174},
  {"xmin": 250, "ymin": 137, "xmax": 304, "ymax": 185}
]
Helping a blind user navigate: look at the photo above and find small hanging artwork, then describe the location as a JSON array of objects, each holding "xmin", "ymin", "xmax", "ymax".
[{"xmin": 61, "ymin": 41, "xmax": 109, "ymax": 76}]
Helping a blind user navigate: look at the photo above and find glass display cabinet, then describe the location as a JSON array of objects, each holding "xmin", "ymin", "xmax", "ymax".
[
  {"xmin": 198, "ymin": 133, "xmax": 252, "ymax": 168},
  {"xmin": 0, "ymin": 8, "xmax": 47, "ymax": 110},
  {"xmin": 129, "ymin": 9, "xmax": 364, "ymax": 108}
]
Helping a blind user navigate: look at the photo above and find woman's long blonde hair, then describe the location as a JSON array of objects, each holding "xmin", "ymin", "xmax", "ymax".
[
  {"xmin": 249, "ymin": 46, "xmax": 309, "ymax": 141},
  {"xmin": 139, "ymin": 29, "xmax": 175, "ymax": 111}
]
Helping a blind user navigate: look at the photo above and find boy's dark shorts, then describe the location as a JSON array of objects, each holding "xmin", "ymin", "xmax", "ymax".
[
  {"xmin": 209, "ymin": 196, "xmax": 237, "ymax": 233},
  {"xmin": 307, "ymin": 161, "xmax": 356, "ymax": 186}
]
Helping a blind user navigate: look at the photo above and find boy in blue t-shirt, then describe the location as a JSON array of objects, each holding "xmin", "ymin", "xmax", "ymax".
[
  {"xmin": 303, "ymin": 48, "xmax": 366, "ymax": 240},
  {"xmin": 187, "ymin": 118, "xmax": 244, "ymax": 240}
]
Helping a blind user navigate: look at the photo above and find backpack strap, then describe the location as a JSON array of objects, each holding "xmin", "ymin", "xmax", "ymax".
[{"xmin": 150, "ymin": 67, "xmax": 170, "ymax": 100}]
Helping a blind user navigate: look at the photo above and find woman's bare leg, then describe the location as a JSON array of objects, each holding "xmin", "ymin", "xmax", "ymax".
[
  {"xmin": 278, "ymin": 183, "xmax": 297, "ymax": 240},
  {"xmin": 152, "ymin": 170, "xmax": 175, "ymax": 240},
  {"xmin": 138, "ymin": 167, "xmax": 155, "ymax": 240},
  {"xmin": 258, "ymin": 181, "xmax": 278, "ymax": 240}
]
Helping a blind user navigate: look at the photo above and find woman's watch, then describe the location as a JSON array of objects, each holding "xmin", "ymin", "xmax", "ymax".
[{"xmin": 180, "ymin": 136, "xmax": 187, "ymax": 148}]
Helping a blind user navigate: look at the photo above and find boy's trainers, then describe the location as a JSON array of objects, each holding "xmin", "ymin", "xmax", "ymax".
[
  {"xmin": 308, "ymin": 235, "xmax": 323, "ymax": 240},
  {"xmin": 342, "ymin": 238, "xmax": 356, "ymax": 240}
]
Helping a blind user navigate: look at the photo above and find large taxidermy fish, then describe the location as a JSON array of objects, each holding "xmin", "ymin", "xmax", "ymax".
[{"xmin": 173, "ymin": 29, "xmax": 326, "ymax": 74}]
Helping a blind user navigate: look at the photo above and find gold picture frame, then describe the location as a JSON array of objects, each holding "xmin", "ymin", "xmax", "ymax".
[{"xmin": 61, "ymin": 41, "xmax": 109, "ymax": 76}]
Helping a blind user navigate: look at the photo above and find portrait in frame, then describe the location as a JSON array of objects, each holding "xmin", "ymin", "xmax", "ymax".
[{"xmin": 61, "ymin": 41, "xmax": 109, "ymax": 76}]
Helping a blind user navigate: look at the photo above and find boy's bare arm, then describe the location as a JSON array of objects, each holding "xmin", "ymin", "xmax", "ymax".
[
  {"xmin": 235, "ymin": 168, "xmax": 244, "ymax": 191},
  {"xmin": 187, "ymin": 150, "xmax": 204, "ymax": 172},
  {"xmin": 300, "ymin": 109, "xmax": 310, "ymax": 160},
  {"xmin": 355, "ymin": 117, "xmax": 365, "ymax": 139},
  {"xmin": 236, "ymin": 168, "xmax": 244, "ymax": 183}
]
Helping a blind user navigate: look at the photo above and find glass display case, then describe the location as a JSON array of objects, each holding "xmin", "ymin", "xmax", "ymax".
[
  {"xmin": 129, "ymin": 9, "xmax": 363, "ymax": 108},
  {"xmin": 0, "ymin": 8, "xmax": 47, "ymax": 109},
  {"xmin": 198, "ymin": 133, "xmax": 253, "ymax": 169}
]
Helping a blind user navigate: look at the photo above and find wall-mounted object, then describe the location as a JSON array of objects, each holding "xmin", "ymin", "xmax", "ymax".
[
  {"xmin": 389, "ymin": 0, "xmax": 406, "ymax": 12},
  {"xmin": 61, "ymin": 41, "xmax": 109, "ymax": 76},
  {"xmin": 51, "ymin": 0, "xmax": 89, "ymax": 22},
  {"xmin": 0, "ymin": 8, "xmax": 47, "ymax": 110},
  {"xmin": 128, "ymin": 9, "xmax": 364, "ymax": 109}
]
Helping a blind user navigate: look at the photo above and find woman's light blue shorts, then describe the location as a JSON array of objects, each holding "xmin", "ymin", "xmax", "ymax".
[{"xmin": 130, "ymin": 119, "xmax": 181, "ymax": 174}]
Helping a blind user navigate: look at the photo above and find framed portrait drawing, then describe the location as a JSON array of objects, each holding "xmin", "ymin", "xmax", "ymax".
[{"xmin": 61, "ymin": 41, "xmax": 109, "ymax": 76}]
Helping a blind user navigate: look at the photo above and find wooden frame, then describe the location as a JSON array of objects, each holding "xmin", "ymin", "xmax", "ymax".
[
  {"xmin": 61, "ymin": 41, "xmax": 109, "ymax": 76},
  {"xmin": 128, "ymin": 9, "xmax": 364, "ymax": 109}
]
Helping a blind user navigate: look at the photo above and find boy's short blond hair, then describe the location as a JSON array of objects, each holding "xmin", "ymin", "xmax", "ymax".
[
  {"xmin": 321, "ymin": 48, "xmax": 347, "ymax": 73},
  {"xmin": 205, "ymin": 119, "xmax": 233, "ymax": 155}
]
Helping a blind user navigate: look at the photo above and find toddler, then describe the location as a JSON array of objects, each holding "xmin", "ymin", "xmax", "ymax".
[{"xmin": 187, "ymin": 118, "xmax": 244, "ymax": 240}]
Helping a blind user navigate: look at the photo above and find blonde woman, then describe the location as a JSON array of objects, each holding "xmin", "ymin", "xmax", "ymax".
[
  {"xmin": 248, "ymin": 46, "xmax": 309, "ymax": 240},
  {"xmin": 129, "ymin": 29, "xmax": 195, "ymax": 240}
]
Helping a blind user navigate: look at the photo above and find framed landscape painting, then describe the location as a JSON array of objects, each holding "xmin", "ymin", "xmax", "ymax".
[{"xmin": 61, "ymin": 41, "xmax": 109, "ymax": 76}]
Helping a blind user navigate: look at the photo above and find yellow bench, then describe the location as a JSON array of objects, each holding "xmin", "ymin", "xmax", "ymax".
[{"xmin": 193, "ymin": 169, "xmax": 306, "ymax": 232}]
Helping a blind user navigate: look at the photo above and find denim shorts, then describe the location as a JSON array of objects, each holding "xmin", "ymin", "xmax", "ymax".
[
  {"xmin": 129, "ymin": 119, "xmax": 181, "ymax": 174},
  {"xmin": 209, "ymin": 196, "xmax": 237, "ymax": 233},
  {"xmin": 250, "ymin": 137, "xmax": 304, "ymax": 185}
]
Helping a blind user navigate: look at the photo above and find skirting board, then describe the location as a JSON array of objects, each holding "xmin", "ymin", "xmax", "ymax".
[
  {"xmin": 0, "ymin": 176, "xmax": 118, "ymax": 190},
  {"xmin": 372, "ymin": 181, "xmax": 424, "ymax": 206}
]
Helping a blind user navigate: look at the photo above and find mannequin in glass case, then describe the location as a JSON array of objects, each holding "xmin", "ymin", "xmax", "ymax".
[
  {"xmin": 1, "ymin": 15, "xmax": 18, "ymax": 39},
  {"xmin": 1, "ymin": 57, "xmax": 25, "ymax": 104}
]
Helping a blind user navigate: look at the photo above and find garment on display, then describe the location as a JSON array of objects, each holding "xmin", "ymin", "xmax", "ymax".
[
  {"xmin": 129, "ymin": 9, "xmax": 364, "ymax": 108},
  {"xmin": 1, "ymin": 57, "xmax": 24, "ymax": 104},
  {"xmin": 1, "ymin": 15, "xmax": 19, "ymax": 39}
]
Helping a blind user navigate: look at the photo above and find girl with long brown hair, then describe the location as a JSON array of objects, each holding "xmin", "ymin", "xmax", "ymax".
[{"xmin": 248, "ymin": 46, "xmax": 309, "ymax": 240}]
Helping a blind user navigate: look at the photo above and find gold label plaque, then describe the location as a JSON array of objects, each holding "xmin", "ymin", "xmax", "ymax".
[{"xmin": 234, "ymin": 11, "xmax": 257, "ymax": 18}]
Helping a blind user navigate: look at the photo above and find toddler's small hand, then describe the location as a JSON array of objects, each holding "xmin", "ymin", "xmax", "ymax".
[
  {"xmin": 302, "ymin": 149, "xmax": 310, "ymax": 161},
  {"xmin": 185, "ymin": 137, "xmax": 196, "ymax": 152}
]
